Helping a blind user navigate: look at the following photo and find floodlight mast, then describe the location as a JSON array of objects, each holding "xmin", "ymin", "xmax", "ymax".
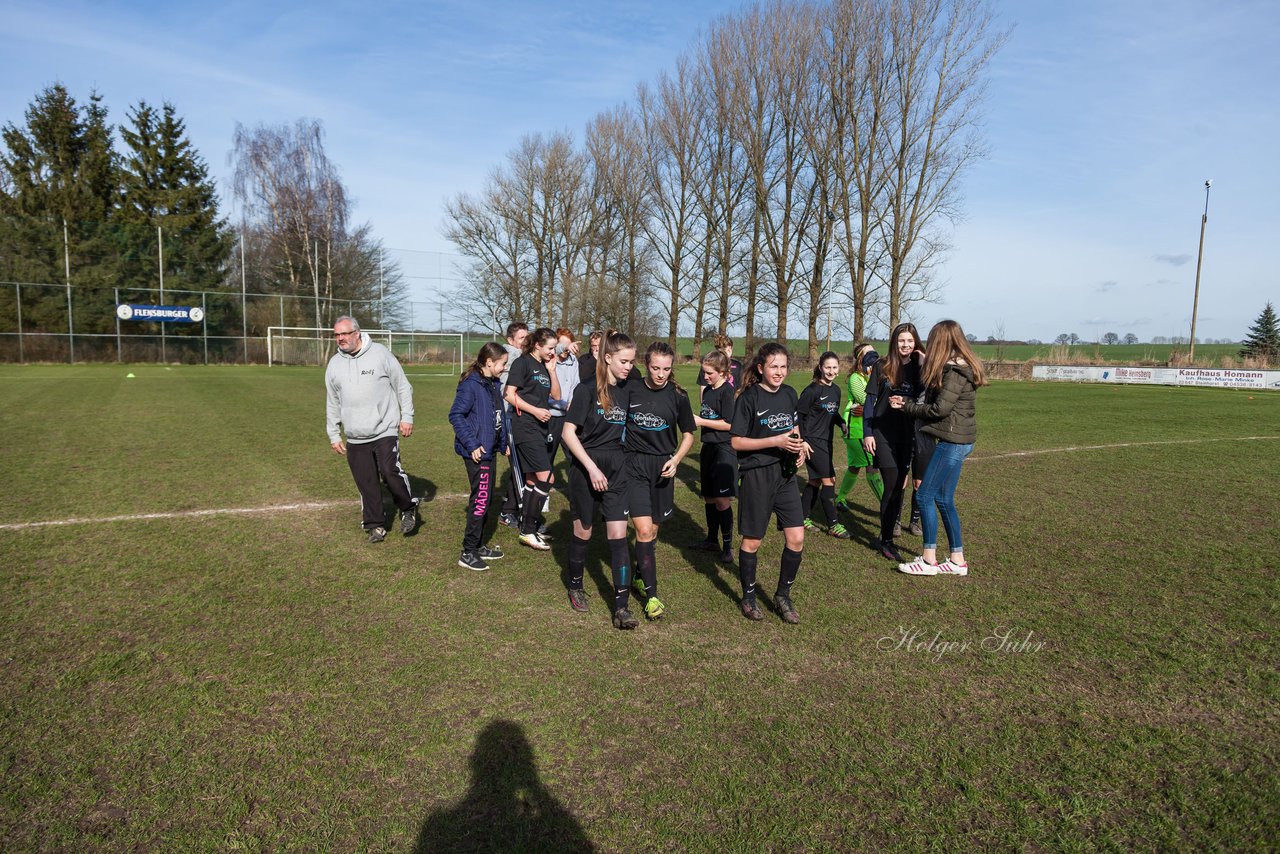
[{"xmin": 1188, "ymin": 180, "xmax": 1211, "ymax": 364}]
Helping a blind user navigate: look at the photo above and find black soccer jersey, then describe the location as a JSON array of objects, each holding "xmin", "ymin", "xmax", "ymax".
[
  {"xmin": 699, "ymin": 381, "xmax": 736, "ymax": 445},
  {"xmin": 797, "ymin": 381, "xmax": 843, "ymax": 448},
  {"xmin": 506, "ymin": 352, "xmax": 552, "ymax": 441},
  {"xmin": 730, "ymin": 382, "xmax": 800, "ymax": 471},
  {"xmin": 567, "ymin": 380, "xmax": 628, "ymax": 451},
  {"xmin": 624, "ymin": 380, "xmax": 695, "ymax": 456}
]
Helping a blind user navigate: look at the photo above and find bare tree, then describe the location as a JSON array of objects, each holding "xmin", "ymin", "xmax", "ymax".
[
  {"xmin": 875, "ymin": 0, "xmax": 1005, "ymax": 329},
  {"xmin": 231, "ymin": 119, "xmax": 391, "ymax": 328},
  {"xmin": 638, "ymin": 55, "xmax": 705, "ymax": 349},
  {"xmin": 825, "ymin": 0, "xmax": 891, "ymax": 343}
]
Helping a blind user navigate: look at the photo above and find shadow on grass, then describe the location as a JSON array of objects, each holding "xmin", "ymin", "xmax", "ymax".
[{"xmin": 414, "ymin": 720, "xmax": 594, "ymax": 853}]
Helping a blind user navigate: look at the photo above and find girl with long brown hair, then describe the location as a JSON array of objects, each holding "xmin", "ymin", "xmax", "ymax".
[
  {"xmin": 862, "ymin": 322, "xmax": 924, "ymax": 562},
  {"xmin": 729, "ymin": 342, "xmax": 809, "ymax": 623},
  {"xmin": 559, "ymin": 330, "xmax": 640, "ymax": 625},
  {"xmin": 889, "ymin": 319, "xmax": 986, "ymax": 576}
]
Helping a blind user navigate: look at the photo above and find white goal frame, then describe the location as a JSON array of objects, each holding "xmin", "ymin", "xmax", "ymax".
[{"xmin": 267, "ymin": 327, "xmax": 464, "ymax": 375}]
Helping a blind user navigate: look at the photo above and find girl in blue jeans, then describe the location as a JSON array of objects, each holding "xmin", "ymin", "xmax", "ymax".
[{"xmin": 888, "ymin": 320, "xmax": 987, "ymax": 576}]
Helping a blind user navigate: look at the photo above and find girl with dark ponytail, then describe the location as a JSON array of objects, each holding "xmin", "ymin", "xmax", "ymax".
[
  {"xmin": 729, "ymin": 342, "xmax": 809, "ymax": 624},
  {"xmin": 504, "ymin": 327, "xmax": 563, "ymax": 551},
  {"xmin": 621, "ymin": 340, "xmax": 697, "ymax": 623},
  {"xmin": 558, "ymin": 331, "xmax": 642, "ymax": 627}
]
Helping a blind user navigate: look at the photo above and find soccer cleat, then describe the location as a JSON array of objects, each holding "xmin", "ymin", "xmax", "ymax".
[
  {"xmin": 898, "ymin": 558, "xmax": 939, "ymax": 576},
  {"xmin": 834, "ymin": 499, "xmax": 852, "ymax": 514},
  {"xmin": 612, "ymin": 608, "xmax": 639, "ymax": 630},
  {"xmin": 631, "ymin": 576, "xmax": 647, "ymax": 600},
  {"xmin": 803, "ymin": 518, "xmax": 820, "ymax": 532},
  {"xmin": 400, "ymin": 504, "xmax": 420, "ymax": 535},
  {"xmin": 908, "ymin": 514, "xmax": 923, "ymax": 537},
  {"xmin": 498, "ymin": 512, "xmax": 518, "ymax": 529},
  {"xmin": 368, "ymin": 526, "xmax": 387, "ymax": 544},
  {"xmin": 688, "ymin": 539, "xmax": 719, "ymax": 551},
  {"xmin": 567, "ymin": 588, "xmax": 589, "ymax": 612},
  {"xmin": 775, "ymin": 594, "xmax": 800, "ymax": 624},
  {"xmin": 536, "ymin": 522, "xmax": 553, "ymax": 540},
  {"xmin": 458, "ymin": 551, "xmax": 489, "ymax": 571},
  {"xmin": 740, "ymin": 599, "xmax": 764, "ymax": 621},
  {"xmin": 826, "ymin": 523, "xmax": 852, "ymax": 540},
  {"xmin": 718, "ymin": 547, "xmax": 734, "ymax": 563},
  {"xmin": 937, "ymin": 560, "xmax": 969, "ymax": 576},
  {"xmin": 644, "ymin": 595, "xmax": 665, "ymax": 621},
  {"xmin": 872, "ymin": 539, "xmax": 903, "ymax": 562},
  {"xmin": 892, "ymin": 520, "xmax": 903, "ymax": 538},
  {"xmin": 518, "ymin": 531, "xmax": 551, "ymax": 551},
  {"xmin": 477, "ymin": 545, "xmax": 505, "ymax": 561}
]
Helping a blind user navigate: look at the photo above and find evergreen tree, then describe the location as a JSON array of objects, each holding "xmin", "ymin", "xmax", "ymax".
[
  {"xmin": 0, "ymin": 84, "xmax": 120, "ymax": 333},
  {"xmin": 118, "ymin": 101, "xmax": 231, "ymax": 295},
  {"xmin": 1239, "ymin": 302, "xmax": 1279, "ymax": 364}
]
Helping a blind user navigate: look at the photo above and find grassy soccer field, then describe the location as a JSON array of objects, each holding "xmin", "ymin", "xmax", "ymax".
[{"xmin": 1, "ymin": 364, "xmax": 1276, "ymax": 851}]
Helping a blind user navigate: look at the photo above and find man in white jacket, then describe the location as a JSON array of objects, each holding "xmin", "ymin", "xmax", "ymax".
[{"xmin": 325, "ymin": 316, "xmax": 419, "ymax": 542}]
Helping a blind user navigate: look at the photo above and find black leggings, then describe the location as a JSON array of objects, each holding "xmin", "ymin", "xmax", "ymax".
[{"xmin": 872, "ymin": 426, "xmax": 914, "ymax": 542}]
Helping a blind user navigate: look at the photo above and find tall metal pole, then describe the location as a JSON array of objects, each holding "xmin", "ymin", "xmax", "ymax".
[
  {"xmin": 63, "ymin": 220, "xmax": 74, "ymax": 363},
  {"xmin": 241, "ymin": 229, "xmax": 248, "ymax": 364},
  {"xmin": 378, "ymin": 247, "xmax": 384, "ymax": 328},
  {"xmin": 158, "ymin": 226, "xmax": 167, "ymax": 363},
  {"xmin": 1189, "ymin": 180, "xmax": 1211, "ymax": 364}
]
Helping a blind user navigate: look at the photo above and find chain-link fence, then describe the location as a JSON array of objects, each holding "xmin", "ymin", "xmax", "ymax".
[{"xmin": 0, "ymin": 281, "xmax": 389, "ymax": 364}]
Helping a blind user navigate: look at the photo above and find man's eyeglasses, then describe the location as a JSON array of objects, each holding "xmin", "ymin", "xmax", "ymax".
[{"xmin": 335, "ymin": 330, "xmax": 359, "ymax": 338}]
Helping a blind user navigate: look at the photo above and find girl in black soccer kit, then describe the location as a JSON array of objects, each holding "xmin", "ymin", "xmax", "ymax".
[
  {"xmin": 623, "ymin": 341, "xmax": 696, "ymax": 622},
  {"xmin": 690, "ymin": 349, "xmax": 737, "ymax": 561},
  {"xmin": 559, "ymin": 330, "xmax": 641, "ymax": 628},
  {"xmin": 730, "ymin": 343, "xmax": 810, "ymax": 624},
  {"xmin": 504, "ymin": 327, "xmax": 562, "ymax": 551},
  {"xmin": 447, "ymin": 343, "xmax": 510, "ymax": 571},
  {"xmin": 862, "ymin": 322, "xmax": 924, "ymax": 562},
  {"xmin": 798, "ymin": 351, "xmax": 851, "ymax": 539}
]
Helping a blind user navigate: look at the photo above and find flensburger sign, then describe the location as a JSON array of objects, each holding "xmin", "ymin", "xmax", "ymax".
[{"xmin": 116, "ymin": 304, "xmax": 204, "ymax": 323}]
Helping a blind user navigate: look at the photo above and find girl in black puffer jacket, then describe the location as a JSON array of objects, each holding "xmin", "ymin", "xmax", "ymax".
[{"xmin": 889, "ymin": 320, "xmax": 987, "ymax": 577}]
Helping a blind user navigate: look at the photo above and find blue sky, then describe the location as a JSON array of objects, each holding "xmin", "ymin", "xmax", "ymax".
[{"xmin": 2, "ymin": 0, "xmax": 1276, "ymax": 341}]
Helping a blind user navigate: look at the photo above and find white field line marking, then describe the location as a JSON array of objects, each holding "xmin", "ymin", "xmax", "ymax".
[
  {"xmin": 0, "ymin": 495, "xmax": 470, "ymax": 531},
  {"xmin": 3, "ymin": 435, "xmax": 1277, "ymax": 531},
  {"xmin": 968, "ymin": 435, "xmax": 1279, "ymax": 461}
]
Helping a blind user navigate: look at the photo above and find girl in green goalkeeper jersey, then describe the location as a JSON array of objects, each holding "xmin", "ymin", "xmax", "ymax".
[{"xmin": 835, "ymin": 343, "xmax": 885, "ymax": 512}]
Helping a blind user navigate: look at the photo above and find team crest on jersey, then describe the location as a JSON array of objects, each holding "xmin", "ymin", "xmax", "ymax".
[
  {"xmin": 630, "ymin": 411, "xmax": 669, "ymax": 431},
  {"xmin": 760, "ymin": 412, "xmax": 795, "ymax": 432},
  {"xmin": 700, "ymin": 405, "xmax": 720, "ymax": 419},
  {"xmin": 534, "ymin": 373, "xmax": 550, "ymax": 388},
  {"xmin": 599, "ymin": 405, "xmax": 625, "ymax": 423}
]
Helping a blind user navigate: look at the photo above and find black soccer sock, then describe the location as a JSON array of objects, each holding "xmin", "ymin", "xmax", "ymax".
[
  {"xmin": 635, "ymin": 540, "xmax": 657, "ymax": 599},
  {"xmin": 568, "ymin": 534, "xmax": 589, "ymax": 590},
  {"xmin": 608, "ymin": 536, "xmax": 631, "ymax": 611},
  {"xmin": 520, "ymin": 480, "xmax": 550, "ymax": 534},
  {"xmin": 704, "ymin": 503, "xmax": 719, "ymax": 542},
  {"xmin": 801, "ymin": 482, "xmax": 818, "ymax": 519},
  {"xmin": 820, "ymin": 485, "xmax": 839, "ymax": 527},
  {"xmin": 719, "ymin": 507, "xmax": 734, "ymax": 550},
  {"xmin": 738, "ymin": 548, "xmax": 758, "ymax": 604},
  {"xmin": 777, "ymin": 547, "xmax": 803, "ymax": 598},
  {"xmin": 909, "ymin": 489, "xmax": 921, "ymax": 524}
]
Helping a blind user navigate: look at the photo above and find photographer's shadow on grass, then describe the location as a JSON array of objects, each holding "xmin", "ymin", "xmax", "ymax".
[{"xmin": 415, "ymin": 720, "xmax": 594, "ymax": 853}]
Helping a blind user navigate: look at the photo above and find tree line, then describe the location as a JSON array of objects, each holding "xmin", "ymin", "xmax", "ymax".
[
  {"xmin": 444, "ymin": 0, "xmax": 1006, "ymax": 360},
  {"xmin": 0, "ymin": 84, "xmax": 403, "ymax": 337}
]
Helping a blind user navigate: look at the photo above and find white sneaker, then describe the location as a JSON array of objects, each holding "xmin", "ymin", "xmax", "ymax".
[
  {"xmin": 937, "ymin": 560, "xmax": 968, "ymax": 576},
  {"xmin": 898, "ymin": 558, "xmax": 939, "ymax": 576},
  {"xmin": 519, "ymin": 531, "xmax": 551, "ymax": 551}
]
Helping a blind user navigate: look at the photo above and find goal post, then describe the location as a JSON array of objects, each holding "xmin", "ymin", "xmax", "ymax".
[{"xmin": 267, "ymin": 327, "xmax": 465, "ymax": 375}]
